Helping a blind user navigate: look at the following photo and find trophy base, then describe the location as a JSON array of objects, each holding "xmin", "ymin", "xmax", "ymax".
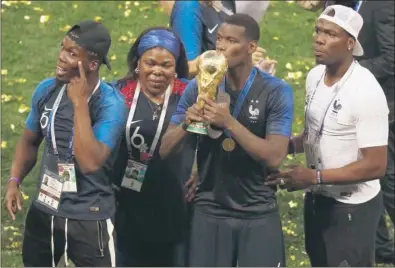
[{"xmin": 187, "ymin": 122, "xmax": 208, "ymax": 135}]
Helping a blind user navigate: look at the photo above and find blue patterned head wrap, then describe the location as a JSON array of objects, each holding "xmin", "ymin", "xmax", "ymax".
[{"xmin": 137, "ymin": 29, "xmax": 180, "ymax": 60}]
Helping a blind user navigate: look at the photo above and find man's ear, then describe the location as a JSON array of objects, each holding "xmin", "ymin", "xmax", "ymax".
[
  {"xmin": 347, "ymin": 37, "xmax": 356, "ymax": 52},
  {"xmin": 88, "ymin": 60, "xmax": 100, "ymax": 72},
  {"xmin": 249, "ymin": 40, "xmax": 258, "ymax": 55}
]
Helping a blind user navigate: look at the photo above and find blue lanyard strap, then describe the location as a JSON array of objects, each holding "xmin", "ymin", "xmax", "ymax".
[
  {"xmin": 219, "ymin": 67, "xmax": 257, "ymax": 138},
  {"xmin": 325, "ymin": 0, "xmax": 362, "ymax": 11},
  {"xmin": 354, "ymin": 0, "xmax": 362, "ymax": 12}
]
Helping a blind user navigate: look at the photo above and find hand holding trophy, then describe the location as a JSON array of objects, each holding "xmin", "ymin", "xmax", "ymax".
[{"xmin": 186, "ymin": 50, "xmax": 228, "ymax": 135}]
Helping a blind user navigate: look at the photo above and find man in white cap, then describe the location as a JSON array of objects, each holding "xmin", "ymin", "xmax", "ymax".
[
  {"xmin": 298, "ymin": 2, "xmax": 395, "ymax": 264},
  {"xmin": 265, "ymin": 5, "xmax": 389, "ymax": 267}
]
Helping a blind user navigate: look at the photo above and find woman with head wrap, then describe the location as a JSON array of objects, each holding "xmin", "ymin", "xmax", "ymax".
[{"xmin": 112, "ymin": 27, "xmax": 197, "ymax": 267}]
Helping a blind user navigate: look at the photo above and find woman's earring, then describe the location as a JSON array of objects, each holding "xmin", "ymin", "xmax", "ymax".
[
  {"xmin": 135, "ymin": 67, "xmax": 139, "ymax": 74},
  {"xmin": 174, "ymin": 73, "xmax": 178, "ymax": 78}
]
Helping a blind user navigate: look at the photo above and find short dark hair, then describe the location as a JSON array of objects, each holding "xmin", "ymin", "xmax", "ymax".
[
  {"xmin": 119, "ymin": 26, "xmax": 189, "ymax": 83},
  {"xmin": 224, "ymin": 13, "xmax": 260, "ymax": 41}
]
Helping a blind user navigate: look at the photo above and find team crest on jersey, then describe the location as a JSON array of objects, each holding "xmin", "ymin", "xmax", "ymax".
[
  {"xmin": 248, "ymin": 100, "xmax": 260, "ymax": 123},
  {"xmin": 330, "ymin": 99, "xmax": 342, "ymax": 117}
]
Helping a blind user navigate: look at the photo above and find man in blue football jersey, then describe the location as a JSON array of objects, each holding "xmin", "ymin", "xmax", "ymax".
[
  {"xmin": 4, "ymin": 20, "xmax": 127, "ymax": 267},
  {"xmin": 160, "ymin": 14, "xmax": 293, "ymax": 267}
]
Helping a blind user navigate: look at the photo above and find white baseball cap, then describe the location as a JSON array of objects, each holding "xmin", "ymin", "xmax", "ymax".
[{"xmin": 318, "ymin": 5, "xmax": 364, "ymax": 56}]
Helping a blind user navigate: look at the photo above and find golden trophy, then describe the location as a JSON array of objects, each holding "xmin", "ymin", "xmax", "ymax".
[{"xmin": 186, "ymin": 50, "xmax": 228, "ymax": 135}]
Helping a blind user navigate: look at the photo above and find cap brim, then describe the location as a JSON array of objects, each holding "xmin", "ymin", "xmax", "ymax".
[
  {"xmin": 353, "ymin": 40, "xmax": 364, "ymax": 56},
  {"xmin": 103, "ymin": 56, "xmax": 111, "ymax": 70}
]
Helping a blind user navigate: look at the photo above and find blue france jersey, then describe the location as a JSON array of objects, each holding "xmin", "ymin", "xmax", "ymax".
[
  {"xmin": 171, "ymin": 68, "xmax": 294, "ymax": 217},
  {"xmin": 26, "ymin": 78, "xmax": 128, "ymax": 220}
]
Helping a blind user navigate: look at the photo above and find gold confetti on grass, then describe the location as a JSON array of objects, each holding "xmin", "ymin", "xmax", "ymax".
[
  {"xmin": 1, "ymin": 141, "xmax": 7, "ymax": 148},
  {"xmin": 18, "ymin": 104, "xmax": 30, "ymax": 113},
  {"xmin": 3, "ymin": 226, "xmax": 19, "ymax": 231},
  {"xmin": 1, "ymin": 94, "xmax": 12, "ymax": 102},
  {"xmin": 9, "ymin": 241, "xmax": 21, "ymax": 249},
  {"xmin": 119, "ymin": 35, "xmax": 128, "ymax": 42},
  {"xmin": 288, "ymin": 200, "xmax": 298, "ymax": 208},
  {"xmin": 286, "ymin": 71, "xmax": 303, "ymax": 80},
  {"xmin": 39, "ymin": 15, "xmax": 50, "ymax": 23},
  {"xmin": 21, "ymin": 191, "xmax": 29, "ymax": 200},
  {"xmin": 15, "ymin": 78, "xmax": 27, "ymax": 84},
  {"xmin": 59, "ymin": 25, "xmax": 71, "ymax": 32}
]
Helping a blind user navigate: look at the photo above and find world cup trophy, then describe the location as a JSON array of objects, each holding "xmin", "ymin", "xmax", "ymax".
[{"xmin": 186, "ymin": 50, "xmax": 228, "ymax": 135}]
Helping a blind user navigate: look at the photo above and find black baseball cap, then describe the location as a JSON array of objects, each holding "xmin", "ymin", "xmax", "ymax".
[{"xmin": 67, "ymin": 20, "xmax": 112, "ymax": 70}]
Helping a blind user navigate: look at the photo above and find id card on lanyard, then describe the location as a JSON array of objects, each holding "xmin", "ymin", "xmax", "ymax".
[
  {"xmin": 303, "ymin": 61, "xmax": 356, "ymax": 182},
  {"xmin": 121, "ymin": 82, "xmax": 171, "ymax": 192},
  {"xmin": 37, "ymin": 81, "xmax": 100, "ymax": 211},
  {"xmin": 218, "ymin": 67, "xmax": 257, "ymax": 152}
]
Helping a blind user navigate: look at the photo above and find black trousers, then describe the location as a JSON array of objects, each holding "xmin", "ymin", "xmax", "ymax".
[
  {"xmin": 22, "ymin": 205, "xmax": 116, "ymax": 267},
  {"xmin": 376, "ymin": 122, "xmax": 395, "ymax": 264},
  {"xmin": 304, "ymin": 192, "xmax": 382, "ymax": 267},
  {"xmin": 115, "ymin": 204, "xmax": 193, "ymax": 267},
  {"xmin": 117, "ymin": 234, "xmax": 188, "ymax": 267},
  {"xmin": 188, "ymin": 209, "xmax": 286, "ymax": 267}
]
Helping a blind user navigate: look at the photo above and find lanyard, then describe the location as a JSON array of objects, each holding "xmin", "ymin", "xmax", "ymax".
[
  {"xmin": 355, "ymin": 0, "xmax": 363, "ymax": 12},
  {"xmin": 47, "ymin": 80, "xmax": 101, "ymax": 160},
  {"xmin": 125, "ymin": 81, "xmax": 171, "ymax": 158},
  {"xmin": 219, "ymin": 67, "xmax": 257, "ymax": 138},
  {"xmin": 324, "ymin": 0, "xmax": 363, "ymax": 11},
  {"xmin": 305, "ymin": 61, "xmax": 357, "ymax": 142},
  {"xmin": 211, "ymin": 1, "xmax": 234, "ymax": 15}
]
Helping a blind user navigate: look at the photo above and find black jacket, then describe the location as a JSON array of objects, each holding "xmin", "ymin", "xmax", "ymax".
[
  {"xmin": 356, "ymin": 1, "xmax": 394, "ymax": 123},
  {"xmin": 329, "ymin": 1, "xmax": 394, "ymax": 123}
]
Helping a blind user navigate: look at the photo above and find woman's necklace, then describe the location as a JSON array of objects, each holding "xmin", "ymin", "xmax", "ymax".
[
  {"xmin": 143, "ymin": 91, "xmax": 164, "ymax": 121},
  {"xmin": 147, "ymin": 99, "xmax": 162, "ymax": 120}
]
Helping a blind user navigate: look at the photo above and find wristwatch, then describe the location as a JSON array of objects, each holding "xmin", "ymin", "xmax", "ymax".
[{"xmin": 316, "ymin": 170, "xmax": 323, "ymax": 185}]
